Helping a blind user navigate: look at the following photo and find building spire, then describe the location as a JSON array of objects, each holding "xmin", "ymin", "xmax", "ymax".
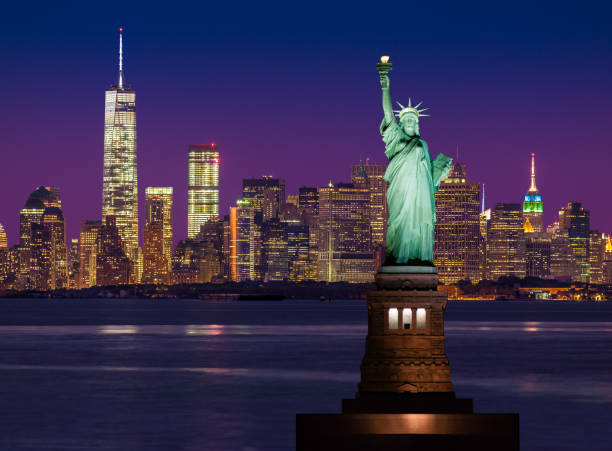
[
  {"xmin": 529, "ymin": 152, "xmax": 537, "ymax": 192},
  {"xmin": 118, "ymin": 27, "xmax": 124, "ymax": 89},
  {"xmin": 481, "ymin": 183, "xmax": 485, "ymax": 214}
]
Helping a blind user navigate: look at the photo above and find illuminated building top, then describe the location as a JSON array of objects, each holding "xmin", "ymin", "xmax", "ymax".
[
  {"xmin": 523, "ymin": 153, "xmax": 543, "ymax": 233},
  {"xmin": 102, "ymin": 28, "xmax": 138, "ymax": 262},
  {"xmin": 523, "ymin": 153, "xmax": 542, "ymax": 212}
]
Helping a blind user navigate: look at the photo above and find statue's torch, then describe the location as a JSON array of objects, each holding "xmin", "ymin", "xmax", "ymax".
[{"xmin": 376, "ymin": 55, "xmax": 392, "ymax": 74}]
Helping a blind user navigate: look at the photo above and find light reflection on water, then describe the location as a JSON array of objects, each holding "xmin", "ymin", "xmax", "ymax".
[
  {"xmin": 0, "ymin": 300, "xmax": 610, "ymax": 451},
  {"xmin": 0, "ymin": 322, "xmax": 609, "ymax": 335}
]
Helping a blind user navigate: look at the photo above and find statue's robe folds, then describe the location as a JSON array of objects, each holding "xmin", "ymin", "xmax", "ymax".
[{"xmin": 381, "ymin": 118, "xmax": 452, "ymax": 263}]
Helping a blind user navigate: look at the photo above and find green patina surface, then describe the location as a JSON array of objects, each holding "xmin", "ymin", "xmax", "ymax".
[{"xmin": 377, "ymin": 58, "xmax": 452, "ymax": 264}]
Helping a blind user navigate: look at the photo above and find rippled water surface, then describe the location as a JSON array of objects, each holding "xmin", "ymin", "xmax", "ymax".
[{"xmin": 0, "ymin": 299, "xmax": 610, "ymax": 450}]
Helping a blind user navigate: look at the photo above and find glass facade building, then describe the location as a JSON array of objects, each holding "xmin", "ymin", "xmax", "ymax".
[
  {"xmin": 102, "ymin": 80, "xmax": 138, "ymax": 263},
  {"xmin": 188, "ymin": 144, "xmax": 219, "ymax": 238}
]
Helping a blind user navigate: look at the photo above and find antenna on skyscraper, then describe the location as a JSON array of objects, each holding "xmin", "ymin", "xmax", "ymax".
[
  {"xmin": 118, "ymin": 27, "xmax": 124, "ymax": 89},
  {"xmin": 481, "ymin": 183, "xmax": 485, "ymax": 214}
]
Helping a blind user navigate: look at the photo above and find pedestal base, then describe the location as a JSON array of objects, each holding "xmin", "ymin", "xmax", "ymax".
[{"xmin": 296, "ymin": 413, "xmax": 519, "ymax": 450}]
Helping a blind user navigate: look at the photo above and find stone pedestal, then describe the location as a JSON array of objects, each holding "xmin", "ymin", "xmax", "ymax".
[{"xmin": 297, "ymin": 267, "xmax": 519, "ymax": 450}]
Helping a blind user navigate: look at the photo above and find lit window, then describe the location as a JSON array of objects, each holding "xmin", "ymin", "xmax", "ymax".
[
  {"xmin": 388, "ymin": 308, "xmax": 399, "ymax": 329},
  {"xmin": 402, "ymin": 308, "xmax": 412, "ymax": 329},
  {"xmin": 416, "ymin": 308, "xmax": 427, "ymax": 329}
]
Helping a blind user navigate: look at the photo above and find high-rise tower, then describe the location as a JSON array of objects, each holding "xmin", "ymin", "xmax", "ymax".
[
  {"xmin": 102, "ymin": 27, "xmax": 138, "ymax": 263},
  {"xmin": 523, "ymin": 153, "xmax": 543, "ymax": 233},
  {"xmin": 434, "ymin": 161, "xmax": 481, "ymax": 284},
  {"xmin": 188, "ymin": 144, "xmax": 220, "ymax": 238}
]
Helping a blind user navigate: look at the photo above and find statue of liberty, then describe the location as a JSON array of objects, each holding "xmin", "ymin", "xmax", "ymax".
[{"xmin": 377, "ymin": 57, "xmax": 452, "ymax": 265}]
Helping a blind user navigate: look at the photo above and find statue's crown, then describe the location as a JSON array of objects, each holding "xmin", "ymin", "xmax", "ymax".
[{"xmin": 393, "ymin": 99, "xmax": 429, "ymax": 119}]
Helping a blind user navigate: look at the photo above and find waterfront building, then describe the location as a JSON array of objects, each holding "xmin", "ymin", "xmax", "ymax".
[
  {"xmin": 317, "ymin": 182, "xmax": 375, "ymax": 283},
  {"xmin": 589, "ymin": 231, "xmax": 605, "ymax": 284},
  {"xmin": 242, "ymin": 176, "xmax": 285, "ymax": 221},
  {"xmin": 351, "ymin": 159, "xmax": 388, "ymax": 258},
  {"xmin": 229, "ymin": 202, "xmax": 257, "ymax": 282},
  {"xmin": 29, "ymin": 223, "xmax": 51, "ymax": 290},
  {"xmin": 525, "ymin": 232, "xmax": 551, "ymax": 279},
  {"xmin": 548, "ymin": 222, "xmax": 573, "ymax": 281},
  {"xmin": 298, "ymin": 187, "xmax": 319, "ymax": 280},
  {"xmin": 486, "ymin": 203, "xmax": 526, "ymax": 280},
  {"xmin": 142, "ymin": 194, "xmax": 168, "ymax": 284},
  {"xmin": 0, "ymin": 224, "xmax": 7, "ymax": 249},
  {"xmin": 558, "ymin": 202, "xmax": 590, "ymax": 282},
  {"xmin": 96, "ymin": 215, "xmax": 133, "ymax": 286},
  {"xmin": 68, "ymin": 238, "xmax": 80, "ymax": 289},
  {"xmin": 41, "ymin": 207, "xmax": 67, "ymax": 290},
  {"xmin": 102, "ymin": 29, "xmax": 138, "ymax": 263},
  {"xmin": 188, "ymin": 144, "xmax": 219, "ymax": 238},
  {"xmin": 171, "ymin": 239, "xmax": 201, "ymax": 284},
  {"xmin": 434, "ymin": 161, "xmax": 481, "ymax": 283},
  {"xmin": 523, "ymin": 153, "xmax": 543, "ymax": 232},
  {"xmin": 145, "ymin": 187, "xmax": 173, "ymax": 270},
  {"xmin": 262, "ymin": 218, "xmax": 289, "ymax": 281},
  {"xmin": 79, "ymin": 220, "xmax": 103, "ymax": 288},
  {"xmin": 287, "ymin": 223, "xmax": 310, "ymax": 282},
  {"xmin": 602, "ymin": 237, "xmax": 612, "ymax": 284},
  {"xmin": 18, "ymin": 187, "xmax": 63, "ymax": 289},
  {"xmin": 197, "ymin": 220, "xmax": 225, "ymax": 283}
]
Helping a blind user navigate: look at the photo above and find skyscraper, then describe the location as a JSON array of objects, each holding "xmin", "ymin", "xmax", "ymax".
[
  {"xmin": 434, "ymin": 161, "xmax": 481, "ymax": 283},
  {"xmin": 229, "ymin": 201, "xmax": 257, "ymax": 282},
  {"xmin": 523, "ymin": 153, "xmax": 543, "ymax": 233},
  {"xmin": 68, "ymin": 238, "xmax": 80, "ymax": 289},
  {"xmin": 79, "ymin": 220, "xmax": 103, "ymax": 288},
  {"xmin": 589, "ymin": 231, "xmax": 605, "ymax": 284},
  {"xmin": 525, "ymin": 233, "xmax": 551, "ymax": 279},
  {"xmin": 487, "ymin": 203, "xmax": 526, "ymax": 280},
  {"xmin": 350, "ymin": 159, "xmax": 388, "ymax": 252},
  {"xmin": 96, "ymin": 215, "xmax": 133, "ymax": 286},
  {"xmin": 18, "ymin": 187, "xmax": 63, "ymax": 290},
  {"xmin": 317, "ymin": 182, "xmax": 375, "ymax": 283},
  {"xmin": 558, "ymin": 202, "xmax": 590, "ymax": 282},
  {"xmin": 142, "ymin": 192, "xmax": 169, "ymax": 284},
  {"xmin": 242, "ymin": 176, "xmax": 286, "ymax": 221},
  {"xmin": 41, "ymin": 207, "xmax": 67, "ymax": 290},
  {"xmin": 0, "ymin": 224, "xmax": 7, "ymax": 249},
  {"xmin": 145, "ymin": 187, "xmax": 173, "ymax": 270},
  {"xmin": 188, "ymin": 144, "xmax": 219, "ymax": 238},
  {"xmin": 102, "ymin": 28, "xmax": 138, "ymax": 263}
]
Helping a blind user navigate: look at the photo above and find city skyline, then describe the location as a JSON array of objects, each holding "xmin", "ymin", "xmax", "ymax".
[{"xmin": 2, "ymin": 3, "xmax": 612, "ymax": 247}]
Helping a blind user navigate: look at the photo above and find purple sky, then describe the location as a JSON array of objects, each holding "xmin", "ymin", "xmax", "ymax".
[{"xmin": 1, "ymin": 2, "xmax": 611, "ymax": 247}]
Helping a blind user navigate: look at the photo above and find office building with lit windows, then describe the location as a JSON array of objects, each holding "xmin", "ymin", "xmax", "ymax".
[
  {"xmin": 434, "ymin": 161, "xmax": 481, "ymax": 284},
  {"xmin": 486, "ymin": 203, "xmax": 526, "ymax": 280},
  {"xmin": 0, "ymin": 224, "xmax": 7, "ymax": 250},
  {"xmin": 229, "ymin": 201, "xmax": 257, "ymax": 282},
  {"xmin": 80, "ymin": 220, "xmax": 103, "ymax": 288},
  {"xmin": 558, "ymin": 202, "xmax": 590, "ymax": 282},
  {"xmin": 145, "ymin": 187, "xmax": 173, "ymax": 270},
  {"xmin": 102, "ymin": 29, "xmax": 139, "ymax": 263},
  {"xmin": 188, "ymin": 144, "xmax": 219, "ymax": 237},
  {"xmin": 142, "ymin": 192, "xmax": 169, "ymax": 284},
  {"xmin": 242, "ymin": 176, "xmax": 286, "ymax": 221},
  {"xmin": 350, "ymin": 159, "xmax": 388, "ymax": 254},
  {"xmin": 96, "ymin": 215, "xmax": 133, "ymax": 286},
  {"xmin": 317, "ymin": 182, "xmax": 375, "ymax": 283}
]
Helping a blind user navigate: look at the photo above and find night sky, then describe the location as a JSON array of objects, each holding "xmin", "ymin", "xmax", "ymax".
[{"xmin": 1, "ymin": 1, "xmax": 611, "ymax": 246}]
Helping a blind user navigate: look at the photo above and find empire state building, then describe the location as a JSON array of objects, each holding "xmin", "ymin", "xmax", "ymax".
[{"xmin": 102, "ymin": 28, "xmax": 138, "ymax": 263}]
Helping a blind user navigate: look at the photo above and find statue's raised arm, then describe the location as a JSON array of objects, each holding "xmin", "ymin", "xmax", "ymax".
[
  {"xmin": 377, "ymin": 56, "xmax": 394, "ymax": 124},
  {"xmin": 376, "ymin": 56, "xmax": 452, "ymax": 266}
]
